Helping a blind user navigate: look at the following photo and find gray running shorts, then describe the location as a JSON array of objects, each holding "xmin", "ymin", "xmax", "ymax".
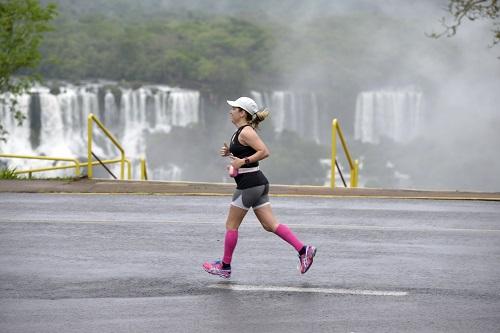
[{"xmin": 231, "ymin": 184, "xmax": 270, "ymax": 210}]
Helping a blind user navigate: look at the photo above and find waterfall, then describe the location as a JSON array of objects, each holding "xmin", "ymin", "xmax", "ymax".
[
  {"xmin": 1, "ymin": 93, "xmax": 31, "ymax": 152},
  {"xmin": 0, "ymin": 82, "xmax": 200, "ymax": 179},
  {"xmin": 170, "ymin": 90, "xmax": 200, "ymax": 126},
  {"xmin": 354, "ymin": 88, "xmax": 423, "ymax": 144},
  {"xmin": 38, "ymin": 91, "xmax": 73, "ymax": 157},
  {"xmin": 251, "ymin": 90, "xmax": 321, "ymax": 143}
]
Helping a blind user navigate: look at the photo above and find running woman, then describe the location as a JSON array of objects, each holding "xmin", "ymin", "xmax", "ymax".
[{"xmin": 202, "ymin": 96, "xmax": 316, "ymax": 279}]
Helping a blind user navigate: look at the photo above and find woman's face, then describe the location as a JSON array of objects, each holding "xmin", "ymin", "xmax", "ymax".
[{"xmin": 229, "ymin": 106, "xmax": 245, "ymax": 125}]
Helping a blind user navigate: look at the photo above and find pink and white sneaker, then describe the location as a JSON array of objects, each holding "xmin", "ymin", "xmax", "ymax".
[
  {"xmin": 298, "ymin": 245, "xmax": 317, "ymax": 274},
  {"xmin": 203, "ymin": 259, "xmax": 231, "ymax": 279}
]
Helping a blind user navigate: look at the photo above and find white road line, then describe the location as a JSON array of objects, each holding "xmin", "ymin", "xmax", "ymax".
[
  {"xmin": 0, "ymin": 219, "xmax": 499, "ymax": 233},
  {"xmin": 209, "ymin": 284, "xmax": 408, "ymax": 296},
  {"xmin": 11, "ymin": 191, "xmax": 500, "ymax": 201},
  {"xmin": 287, "ymin": 223, "xmax": 500, "ymax": 233}
]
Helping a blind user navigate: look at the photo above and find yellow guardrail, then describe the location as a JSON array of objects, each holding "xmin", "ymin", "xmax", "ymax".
[
  {"xmin": 87, "ymin": 113, "xmax": 126, "ymax": 180},
  {"xmin": 125, "ymin": 158, "xmax": 132, "ymax": 180},
  {"xmin": 0, "ymin": 154, "xmax": 132, "ymax": 179},
  {"xmin": 1, "ymin": 113, "xmax": 140, "ymax": 180},
  {"xmin": 331, "ymin": 119, "xmax": 359, "ymax": 188},
  {"xmin": 0, "ymin": 154, "xmax": 81, "ymax": 178},
  {"xmin": 17, "ymin": 158, "xmax": 131, "ymax": 177},
  {"xmin": 140, "ymin": 158, "xmax": 148, "ymax": 180}
]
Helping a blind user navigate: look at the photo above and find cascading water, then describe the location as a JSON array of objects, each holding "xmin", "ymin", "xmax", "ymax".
[
  {"xmin": 354, "ymin": 88, "xmax": 424, "ymax": 144},
  {"xmin": 251, "ymin": 90, "xmax": 321, "ymax": 144},
  {"xmin": 0, "ymin": 82, "xmax": 200, "ymax": 179},
  {"xmin": 0, "ymin": 93, "xmax": 31, "ymax": 154}
]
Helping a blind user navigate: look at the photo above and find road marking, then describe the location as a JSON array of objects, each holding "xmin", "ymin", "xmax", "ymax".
[
  {"xmin": 209, "ymin": 284, "xmax": 408, "ymax": 296},
  {"xmin": 9, "ymin": 191, "xmax": 500, "ymax": 201},
  {"xmin": 1, "ymin": 219, "xmax": 499, "ymax": 233},
  {"xmin": 286, "ymin": 223, "xmax": 500, "ymax": 233}
]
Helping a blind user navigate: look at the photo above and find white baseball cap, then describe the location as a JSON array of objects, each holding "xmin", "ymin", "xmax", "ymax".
[{"xmin": 227, "ymin": 97, "xmax": 258, "ymax": 114}]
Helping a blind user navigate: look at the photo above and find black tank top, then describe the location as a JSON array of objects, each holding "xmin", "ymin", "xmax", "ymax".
[{"xmin": 229, "ymin": 125, "xmax": 269, "ymax": 189}]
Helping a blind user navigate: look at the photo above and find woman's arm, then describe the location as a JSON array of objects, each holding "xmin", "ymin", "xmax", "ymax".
[{"xmin": 230, "ymin": 126, "xmax": 270, "ymax": 168}]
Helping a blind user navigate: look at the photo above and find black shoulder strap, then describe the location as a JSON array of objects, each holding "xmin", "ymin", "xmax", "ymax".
[{"xmin": 231, "ymin": 125, "xmax": 250, "ymax": 144}]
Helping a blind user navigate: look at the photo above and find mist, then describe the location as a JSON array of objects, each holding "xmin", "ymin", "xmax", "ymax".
[{"xmin": 261, "ymin": 0, "xmax": 500, "ymax": 191}]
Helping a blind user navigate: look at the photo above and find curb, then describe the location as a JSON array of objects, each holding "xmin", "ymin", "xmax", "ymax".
[{"xmin": 1, "ymin": 179, "xmax": 500, "ymax": 201}]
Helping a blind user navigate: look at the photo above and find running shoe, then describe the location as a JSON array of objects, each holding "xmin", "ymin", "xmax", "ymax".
[
  {"xmin": 298, "ymin": 245, "xmax": 317, "ymax": 274},
  {"xmin": 202, "ymin": 259, "xmax": 231, "ymax": 279}
]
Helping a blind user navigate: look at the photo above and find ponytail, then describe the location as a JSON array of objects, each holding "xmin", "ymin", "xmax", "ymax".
[{"xmin": 249, "ymin": 108, "xmax": 269, "ymax": 129}]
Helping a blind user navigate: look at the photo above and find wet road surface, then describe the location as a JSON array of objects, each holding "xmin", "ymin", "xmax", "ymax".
[{"xmin": 0, "ymin": 193, "xmax": 499, "ymax": 332}]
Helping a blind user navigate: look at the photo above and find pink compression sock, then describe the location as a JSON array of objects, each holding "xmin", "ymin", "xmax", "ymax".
[
  {"xmin": 274, "ymin": 224, "xmax": 304, "ymax": 252},
  {"xmin": 222, "ymin": 229, "xmax": 238, "ymax": 264}
]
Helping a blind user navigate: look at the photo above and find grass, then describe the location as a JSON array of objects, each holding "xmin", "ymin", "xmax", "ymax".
[{"xmin": 0, "ymin": 167, "xmax": 20, "ymax": 179}]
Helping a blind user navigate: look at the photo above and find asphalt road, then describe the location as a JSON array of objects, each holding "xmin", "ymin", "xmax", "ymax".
[{"xmin": 0, "ymin": 193, "xmax": 499, "ymax": 332}]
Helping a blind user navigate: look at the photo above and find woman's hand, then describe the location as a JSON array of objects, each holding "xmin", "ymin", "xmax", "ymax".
[
  {"xmin": 229, "ymin": 155, "xmax": 245, "ymax": 169},
  {"xmin": 220, "ymin": 142, "xmax": 230, "ymax": 157}
]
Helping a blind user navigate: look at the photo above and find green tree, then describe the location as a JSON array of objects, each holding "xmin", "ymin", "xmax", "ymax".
[
  {"xmin": 37, "ymin": 14, "xmax": 273, "ymax": 95},
  {"xmin": 0, "ymin": 0, "xmax": 57, "ymax": 142},
  {"xmin": 429, "ymin": 0, "xmax": 499, "ymax": 52}
]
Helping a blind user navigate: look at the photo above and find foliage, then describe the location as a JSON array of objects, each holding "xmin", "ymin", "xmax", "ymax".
[
  {"xmin": 0, "ymin": 0, "xmax": 57, "ymax": 142},
  {"xmin": 38, "ymin": 14, "xmax": 274, "ymax": 95},
  {"xmin": 0, "ymin": 167, "xmax": 19, "ymax": 179},
  {"xmin": 429, "ymin": 0, "xmax": 499, "ymax": 52},
  {"xmin": 26, "ymin": 2, "xmax": 458, "ymax": 102}
]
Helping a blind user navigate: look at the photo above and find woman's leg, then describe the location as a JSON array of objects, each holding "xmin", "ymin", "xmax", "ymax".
[
  {"xmin": 226, "ymin": 204, "xmax": 248, "ymax": 230},
  {"xmin": 253, "ymin": 203, "xmax": 278, "ymax": 232},
  {"xmin": 222, "ymin": 205, "xmax": 247, "ymax": 265},
  {"xmin": 254, "ymin": 204, "xmax": 317, "ymax": 274},
  {"xmin": 253, "ymin": 204, "xmax": 304, "ymax": 252}
]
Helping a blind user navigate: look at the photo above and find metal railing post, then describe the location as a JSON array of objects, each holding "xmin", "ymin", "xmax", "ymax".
[
  {"xmin": 88, "ymin": 113, "xmax": 126, "ymax": 180},
  {"xmin": 87, "ymin": 115, "xmax": 93, "ymax": 179},
  {"xmin": 351, "ymin": 159, "xmax": 359, "ymax": 187},
  {"xmin": 331, "ymin": 119, "xmax": 338, "ymax": 189},
  {"xmin": 125, "ymin": 159, "xmax": 131, "ymax": 180},
  {"xmin": 140, "ymin": 158, "xmax": 148, "ymax": 180},
  {"xmin": 331, "ymin": 118, "xmax": 359, "ymax": 189}
]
